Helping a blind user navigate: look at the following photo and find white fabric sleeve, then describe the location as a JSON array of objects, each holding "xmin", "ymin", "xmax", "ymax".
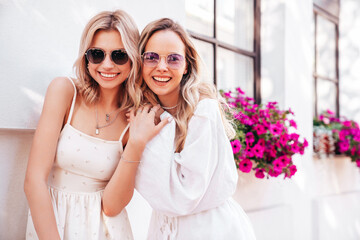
[{"xmin": 135, "ymin": 99, "xmax": 238, "ymax": 216}]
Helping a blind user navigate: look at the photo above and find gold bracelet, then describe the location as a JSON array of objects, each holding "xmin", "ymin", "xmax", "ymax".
[{"xmin": 120, "ymin": 155, "xmax": 141, "ymax": 163}]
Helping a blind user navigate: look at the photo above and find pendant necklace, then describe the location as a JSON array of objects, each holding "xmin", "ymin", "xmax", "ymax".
[
  {"xmin": 105, "ymin": 108, "xmax": 120, "ymax": 122},
  {"xmin": 95, "ymin": 106, "xmax": 122, "ymax": 135}
]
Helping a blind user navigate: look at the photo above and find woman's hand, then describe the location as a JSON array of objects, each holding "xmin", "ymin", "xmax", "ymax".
[
  {"xmin": 128, "ymin": 104, "xmax": 172, "ymax": 147},
  {"xmin": 126, "ymin": 104, "xmax": 164, "ymax": 124}
]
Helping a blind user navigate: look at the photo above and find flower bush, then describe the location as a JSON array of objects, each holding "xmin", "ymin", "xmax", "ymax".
[
  {"xmin": 222, "ymin": 87, "xmax": 308, "ymax": 179},
  {"xmin": 313, "ymin": 110, "xmax": 360, "ymax": 168}
]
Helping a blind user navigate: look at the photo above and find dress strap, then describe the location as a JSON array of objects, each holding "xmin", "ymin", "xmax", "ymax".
[
  {"xmin": 119, "ymin": 123, "xmax": 130, "ymax": 142},
  {"xmin": 66, "ymin": 77, "xmax": 77, "ymax": 124}
]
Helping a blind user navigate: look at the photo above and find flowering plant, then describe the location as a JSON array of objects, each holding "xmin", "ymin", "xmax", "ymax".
[
  {"xmin": 221, "ymin": 88, "xmax": 308, "ymax": 179},
  {"xmin": 313, "ymin": 110, "xmax": 360, "ymax": 168}
]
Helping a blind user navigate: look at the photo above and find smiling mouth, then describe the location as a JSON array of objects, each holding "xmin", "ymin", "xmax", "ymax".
[
  {"xmin": 153, "ymin": 76, "xmax": 171, "ymax": 83},
  {"xmin": 99, "ymin": 72, "xmax": 120, "ymax": 78}
]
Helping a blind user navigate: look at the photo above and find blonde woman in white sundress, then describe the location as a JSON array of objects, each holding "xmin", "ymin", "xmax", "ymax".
[{"xmin": 24, "ymin": 10, "xmax": 171, "ymax": 240}]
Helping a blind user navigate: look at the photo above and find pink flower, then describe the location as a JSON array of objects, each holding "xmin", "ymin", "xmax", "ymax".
[
  {"xmin": 277, "ymin": 155, "xmax": 291, "ymax": 166},
  {"xmin": 228, "ymin": 102, "xmax": 237, "ymax": 108},
  {"xmin": 339, "ymin": 129, "xmax": 347, "ymax": 141},
  {"xmin": 291, "ymin": 143, "xmax": 300, "ymax": 153},
  {"xmin": 343, "ymin": 120, "xmax": 353, "ymax": 128},
  {"xmin": 284, "ymin": 165, "xmax": 297, "ymax": 178},
  {"xmin": 272, "ymin": 159, "xmax": 284, "ymax": 172},
  {"xmin": 266, "ymin": 101, "xmax": 278, "ymax": 109},
  {"xmin": 268, "ymin": 168, "xmax": 281, "ymax": 177},
  {"xmin": 289, "ymin": 165, "xmax": 297, "ymax": 176},
  {"xmin": 270, "ymin": 123, "xmax": 282, "ymax": 136},
  {"xmin": 236, "ymin": 87, "xmax": 245, "ymax": 94},
  {"xmin": 290, "ymin": 133, "xmax": 300, "ymax": 141},
  {"xmin": 327, "ymin": 109, "xmax": 335, "ymax": 116},
  {"xmin": 289, "ymin": 119, "xmax": 297, "ymax": 129},
  {"xmin": 323, "ymin": 117, "xmax": 330, "ymax": 124},
  {"xmin": 224, "ymin": 91, "xmax": 232, "ymax": 98},
  {"xmin": 257, "ymin": 138, "xmax": 265, "ymax": 147},
  {"xmin": 356, "ymin": 159, "xmax": 360, "ymax": 168},
  {"xmin": 255, "ymin": 169, "xmax": 265, "ymax": 179},
  {"xmin": 253, "ymin": 143, "xmax": 264, "ymax": 158},
  {"xmin": 239, "ymin": 159, "xmax": 253, "ymax": 173},
  {"xmin": 231, "ymin": 139, "xmax": 242, "ymax": 154},
  {"xmin": 245, "ymin": 132, "xmax": 255, "ymax": 145},
  {"xmin": 254, "ymin": 124, "xmax": 267, "ymax": 135},
  {"xmin": 279, "ymin": 134, "xmax": 289, "ymax": 147},
  {"xmin": 303, "ymin": 138, "xmax": 308, "ymax": 148},
  {"xmin": 299, "ymin": 146, "xmax": 305, "ymax": 155},
  {"xmin": 245, "ymin": 146, "xmax": 254, "ymax": 158},
  {"xmin": 351, "ymin": 147, "xmax": 357, "ymax": 156},
  {"xmin": 338, "ymin": 140, "xmax": 350, "ymax": 152}
]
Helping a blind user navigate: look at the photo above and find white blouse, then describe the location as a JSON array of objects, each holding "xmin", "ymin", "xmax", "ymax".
[{"xmin": 135, "ymin": 98, "xmax": 256, "ymax": 240}]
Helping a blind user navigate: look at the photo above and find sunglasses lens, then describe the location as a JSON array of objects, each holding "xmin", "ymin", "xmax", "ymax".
[
  {"xmin": 142, "ymin": 52, "xmax": 160, "ymax": 67},
  {"xmin": 86, "ymin": 49, "xmax": 105, "ymax": 64},
  {"xmin": 112, "ymin": 50, "xmax": 129, "ymax": 65},
  {"xmin": 167, "ymin": 54, "xmax": 184, "ymax": 69}
]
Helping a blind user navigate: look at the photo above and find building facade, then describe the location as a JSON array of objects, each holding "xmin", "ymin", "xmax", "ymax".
[{"xmin": 0, "ymin": 0, "xmax": 359, "ymax": 239}]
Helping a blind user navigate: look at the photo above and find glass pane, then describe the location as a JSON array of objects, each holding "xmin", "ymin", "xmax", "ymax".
[
  {"xmin": 317, "ymin": 79, "xmax": 337, "ymax": 115},
  {"xmin": 216, "ymin": 47, "xmax": 254, "ymax": 97},
  {"xmin": 316, "ymin": 15, "xmax": 336, "ymax": 79},
  {"xmin": 185, "ymin": 0, "xmax": 214, "ymax": 37},
  {"xmin": 216, "ymin": 0, "xmax": 254, "ymax": 51},
  {"xmin": 192, "ymin": 38, "xmax": 214, "ymax": 83}
]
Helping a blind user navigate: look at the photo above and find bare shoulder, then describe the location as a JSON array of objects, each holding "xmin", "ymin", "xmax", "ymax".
[
  {"xmin": 43, "ymin": 77, "xmax": 76, "ymax": 111},
  {"xmin": 47, "ymin": 77, "xmax": 75, "ymax": 95}
]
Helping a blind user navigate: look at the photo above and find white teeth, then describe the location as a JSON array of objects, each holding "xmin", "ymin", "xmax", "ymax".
[
  {"xmin": 100, "ymin": 72, "xmax": 117, "ymax": 78},
  {"xmin": 153, "ymin": 76, "xmax": 171, "ymax": 82}
]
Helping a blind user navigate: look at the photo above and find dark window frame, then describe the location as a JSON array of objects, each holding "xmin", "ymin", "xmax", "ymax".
[
  {"xmin": 313, "ymin": 2, "xmax": 340, "ymax": 117},
  {"xmin": 187, "ymin": 0, "xmax": 262, "ymax": 104}
]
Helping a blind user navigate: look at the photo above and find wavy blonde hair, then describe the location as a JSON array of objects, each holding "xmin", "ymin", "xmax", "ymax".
[
  {"xmin": 73, "ymin": 10, "xmax": 142, "ymax": 109},
  {"xmin": 139, "ymin": 18, "xmax": 235, "ymax": 152}
]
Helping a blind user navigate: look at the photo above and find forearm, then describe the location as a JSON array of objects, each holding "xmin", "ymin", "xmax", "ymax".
[
  {"xmin": 102, "ymin": 139, "xmax": 145, "ymax": 216},
  {"xmin": 24, "ymin": 180, "xmax": 60, "ymax": 240}
]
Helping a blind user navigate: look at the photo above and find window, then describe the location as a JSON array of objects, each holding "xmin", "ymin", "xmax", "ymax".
[
  {"xmin": 185, "ymin": 0, "xmax": 261, "ymax": 102},
  {"xmin": 313, "ymin": 0, "xmax": 340, "ymax": 117}
]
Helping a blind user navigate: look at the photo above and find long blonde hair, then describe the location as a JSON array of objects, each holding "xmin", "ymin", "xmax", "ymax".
[
  {"xmin": 73, "ymin": 10, "xmax": 142, "ymax": 110},
  {"xmin": 139, "ymin": 18, "xmax": 235, "ymax": 152}
]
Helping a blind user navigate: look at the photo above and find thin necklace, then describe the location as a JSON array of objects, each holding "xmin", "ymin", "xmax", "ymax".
[
  {"xmin": 161, "ymin": 104, "xmax": 178, "ymax": 110},
  {"xmin": 105, "ymin": 107, "xmax": 122, "ymax": 122},
  {"xmin": 95, "ymin": 106, "xmax": 122, "ymax": 135}
]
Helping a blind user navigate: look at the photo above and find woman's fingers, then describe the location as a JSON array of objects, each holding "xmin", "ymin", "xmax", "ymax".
[
  {"xmin": 150, "ymin": 104, "xmax": 161, "ymax": 114},
  {"xmin": 125, "ymin": 112, "xmax": 130, "ymax": 122},
  {"xmin": 142, "ymin": 104, "xmax": 152, "ymax": 114},
  {"xmin": 136, "ymin": 106, "xmax": 144, "ymax": 116},
  {"xmin": 129, "ymin": 109, "xmax": 135, "ymax": 121},
  {"xmin": 154, "ymin": 116, "xmax": 173, "ymax": 134}
]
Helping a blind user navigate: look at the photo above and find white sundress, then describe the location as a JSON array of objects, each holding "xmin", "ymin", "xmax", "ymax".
[{"xmin": 26, "ymin": 78, "xmax": 133, "ymax": 240}]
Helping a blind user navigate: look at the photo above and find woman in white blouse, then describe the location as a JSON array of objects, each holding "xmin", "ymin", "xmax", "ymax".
[{"xmin": 134, "ymin": 18, "xmax": 257, "ymax": 239}]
